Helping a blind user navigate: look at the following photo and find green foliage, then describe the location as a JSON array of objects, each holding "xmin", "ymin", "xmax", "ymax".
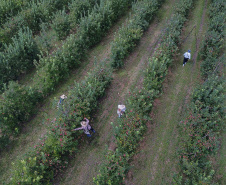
[
  {"xmin": 0, "ymin": 14, "xmax": 25, "ymax": 46},
  {"xmin": 34, "ymin": 0, "xmax": 133, "ymax": 94},
  {"xmin": 78, "ymin": 0, "xmax": 129, "ymax": 47},
  {"xmin": 200, "ymin": 0, "xmax": 225, "ymax": 77},
  {"xmin": 110, "ymin": 22, "xmax": 143, "ymax": 68},
  {"xmin": 35, "ymin": 23, "xmax": 57, "ymax": 54},
  {"xmin": 174, "ymin": 0, "xmax": 193, "ymax": 15},
  {"xmin": 94, "ymin": 0, "xmax": 193, "ymax": 184},
  {"xmin": 174, "ymin": 1, "xmax": 225, "ymax": 183},
  {"xmin": 143, "ymin": 0, "xmax": 189, "ymax": 93},
  {"xmin": 51, "ymin": 9, "xmax": 71, "ymax": 40},
  {"xmin": 176, "ymin": 75, "xmax": 225, "ymax": 184},
  {"xmin": 51, "ymin": 0, "xmax": 71, "ymax": 10},
  {"xmin": 22, "ymin": 0, "xmax": 53, "ymax": 32},
  {"xmin": 1, "ymin": 0, "xmax": 130, "ymax": 153},
  {"xmin": 0, "ymin": 0, "xmax": 25, "ymax": 27},
  {"xmin": 35, "ymin": 34, "xmax": 86, "ymax": 95},
  {"xmin": 110, "ymin": 0, "xmax": 160, "ymax": 68},
  {"xmin": 0, "ymin": 27, "xmax": 40, "ymax": 89},
  {"xmin": 0, "ymin": 82, "xmax": 43, "ymax": 149},
  {"xmin": 144, "ymin": 53, "xmax": 169, "ymax": 94},
  {"xmin": 9, "ymin": 63, "xmax": 112, "ymax": 184},
  {"xmin": 132, "ymin": 0, "xmax": 160, "ymax": 30},
  {"xmin": 0, "ymin": 0, "xmax": 72, "ymax": 46},
  {"xmin": 10, "ymin": 157, "xmax": 44, "ymax": 184},
  {"xmin": 68, "ymin": 0, "xmax": 99, "ymax": 26}
]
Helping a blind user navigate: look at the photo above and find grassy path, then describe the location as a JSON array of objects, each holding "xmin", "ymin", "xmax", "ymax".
[
  {"xmin": 0, "ymin": 11, "xmax": 132, "ymax": 183},
  {"xmin": 54, "ymin": 0, "xmax": 179, "ymax": 184},
  {"xmin": 125, "ymin": 0, "xmax": 209, "ymax": 184}
]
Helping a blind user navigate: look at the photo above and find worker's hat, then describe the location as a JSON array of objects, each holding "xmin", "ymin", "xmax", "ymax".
[
  {"xmin": 118, "ymin": 105, "xmax": 125, "ymax": 110},
  {"xmin": 80, "ymin": 120, "xmax": 88, "ymax": 127},
  {"xmin": 188, "ymin": 50, "xmax": 191, "ymax": 53},
  {"xmin": 60, "ymin": 94, "xmax": 67, "ymax": 99}
]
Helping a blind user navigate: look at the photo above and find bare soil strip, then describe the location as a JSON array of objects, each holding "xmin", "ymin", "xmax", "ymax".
[
  {"xmin": 125, "ymin": 0, "xmax": 209, "ymax": 184},
  {"xmin": 0, "ymin": 11, "xmax": 131, "ymax": 182},
  {"xmin": 54, "ymin": 0, "xmax": 179, "ymax": 184}
]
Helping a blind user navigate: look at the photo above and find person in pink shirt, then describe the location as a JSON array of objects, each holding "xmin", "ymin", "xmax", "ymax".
[{"xmin": 72, "ymin": 118, "xmax": 95, "ymax": 137}]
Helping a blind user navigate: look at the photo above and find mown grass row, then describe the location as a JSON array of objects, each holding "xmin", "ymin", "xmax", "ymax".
[
  {"xmin": 174, "ymin": 0, "xmax": 225, "ymax": 184},
  {"xmin": 93, "ymin": 0, "xmax": 194, "ymax": 184}
]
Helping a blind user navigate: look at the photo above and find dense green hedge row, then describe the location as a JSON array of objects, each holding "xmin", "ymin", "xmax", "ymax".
[
  {"xmin": 174, "ymin": 76, "xmax": 225, "ymax": 184},
  {"xmin": 174, "ymin": 0, "xmax": 225, "ymax": 184},
  {"xmin": 0, "ymin": 0, "xmax": 132, "ymax": 151},
  {"xmin": 93, "ymin": 0, "xmax": 194, "ymax": 184},
  {"xmin": 0, "ymin": 0, "xmax": 101, "ymax": 135},
  {"xmin": 200, "ymin": 0, "xmax": 225, "ymax": 78},
  {"xmin": 0, "ymin": 0, "xmax": 99, "ymax": 90},
  {"xmin": 51, "ymin": 0, "xmax": 99, "ymax": 40},
  {"xmin": 110, "ymin": 0, "xmax": 163, "ymax": 68},
  {"xmin": 0, "ymin": 0, "xmax": 29, "ymax": 27},
  {"xmin": 0, "ymin": 27, "xmax": 40, "ymax": 90},
  {"xmin": 0, "ymin": 82, "xmax": 43, "ymax": 149},
  {"xmin": 68, "ymin": 0, "xmax": 99, "ymax": 26},
  {"xmin": 9, "ymin": 63, "xmax": 112, "ymax": 184},
  {"xmin": 34, "ymin": 0, "xmax": 133, "ymax": 95},
  {"xmin": 0, "ymin": 0, "xmax": 71, "ymax": 46}
]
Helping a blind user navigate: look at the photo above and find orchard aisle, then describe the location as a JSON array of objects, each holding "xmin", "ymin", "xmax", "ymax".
[
  {"xmin": 0, "ymin": 11, "xmax": 131, "ymax": 182},
  {"xmin": 125, "ymin": 0, "xmax": 209, "ymax": 184},
  {"xmin": 55, "ymin": 0, "xmax": 179, "ymax": 184}
]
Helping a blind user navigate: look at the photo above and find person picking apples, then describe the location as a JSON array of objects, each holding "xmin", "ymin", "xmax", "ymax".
[
  {"xmin": 72, "ymin": 118, "xmax": 96, "ymax": 137},
  {"xmin": 117, "ymin": 105, "xmax": 126, "ymax": 118}
]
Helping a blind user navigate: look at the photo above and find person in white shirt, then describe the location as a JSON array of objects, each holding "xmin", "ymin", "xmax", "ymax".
[
  {"xmin": 117, "ymin": 105, "xmax": 126, "ymax": 118},
  {"xmin": 57, "ymin": 94, "xmax": 67, "ymax": 108},
  {"xmin": 183, "ymin": 50, "xmax": 191, "ymax": 66}
]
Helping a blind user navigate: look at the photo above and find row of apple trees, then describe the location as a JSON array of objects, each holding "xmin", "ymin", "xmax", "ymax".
[
  {"xmin": 8, "ymin": 63, "xmax": 113, "ymax": 184},
  {"xmin": 110, "ymin": 0, "xmax": 164, "ymax": 68},
  {"xmin": 0, "ymin": 0, "xmax": 28, "ymax": 27},
  {"xmin": 0, "ymin": 0, "xmax": 101, "ymax": 146},
  {"xmin": 0, "ymin": 0, "xmax": 133, "ymax": 151},
  {"xmin": 0, "ymin": 0, "xmax": 99, "ymax": 90},
  {"xmin": 93, "ymin": 0, "xmax": 194, "ymax": 183},
  {"xmin": 0, "ymin": 0, "xmax": 72, "ymax": 46},
  {"xmin": 174, "ymin": 0, "xmax": 225, "ymax": 184}
]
